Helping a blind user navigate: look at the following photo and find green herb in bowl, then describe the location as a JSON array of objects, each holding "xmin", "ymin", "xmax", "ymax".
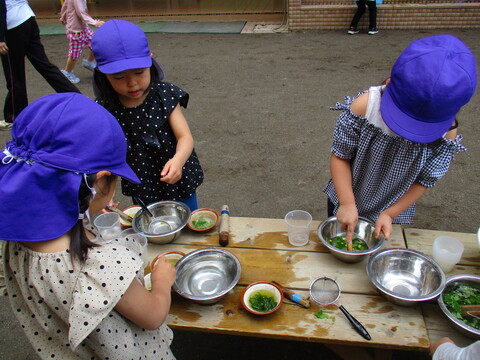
[
  {"xmin": 249, "ymin": 290, "xmax": 278, "ymax": 313},
  {"xmin": 192, "ymin": 215, "xmax": 214, "ymax": 230},
  {"xmin": 443, "ymin": 284, "xmax": 480, "ymax": 330},
  {"xmin": 329, "ymin": 236, "xmax": 369, "ymax": 252}
]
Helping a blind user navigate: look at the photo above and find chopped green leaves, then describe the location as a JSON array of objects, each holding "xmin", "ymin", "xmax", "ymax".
[
  {"xmin": 192, "ymin": 215, "xmax": 214, "ymax": 230},
  {"xmin": 443, "ymin": 283, "xmax": 480, "ymax": 330},
  {"xmin": 314, "ymin": 310, "xmax": 329, "ymax": 319},
  {"xmin": 328, "ymin": 236, "xmax": 369, "ymax": 252},
  {"xmin": 249, "ymin": 291, "xmax": 277, "ymax": 312}
]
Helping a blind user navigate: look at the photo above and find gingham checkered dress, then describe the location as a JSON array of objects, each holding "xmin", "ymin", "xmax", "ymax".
[{"xmin": 323, "ymin": 87, "xmax": 466, "ymax": 224}]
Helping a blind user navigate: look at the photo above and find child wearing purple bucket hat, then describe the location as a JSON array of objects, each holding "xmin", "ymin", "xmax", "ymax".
[
  {"xmin": 324, "ymin": 34, "xmax": 477, "ymax": 245},
  {"xmin": 91, "ymin": 19, "xmax": 203, "ymax": 211},
  {"xmin": 0, "ymin": 93, "xmax": 176, "ymax": 359}
]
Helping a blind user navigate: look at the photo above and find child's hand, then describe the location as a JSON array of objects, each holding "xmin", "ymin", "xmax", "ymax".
[
  {"xmin": 97, "ymin": 20, "xmax": 105, "ymax": 28},
  {"xmin": 160, "ymin": 158, "xmax": 183, "ymax": 184},
  {"xmin": 375, "ymin": 212, "xmax": 393, "ymax": 240},
  {"xmin": 336, "ymin": 203, "xmax": 358, "ymax": 245},
  {"xmin": 150, "ymin": 256, "xmax": 176, "ymax": 288}
]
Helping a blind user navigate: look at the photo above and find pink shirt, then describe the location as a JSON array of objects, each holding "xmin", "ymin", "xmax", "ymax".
[{"xmin": 60, "ymin": 0, "xmax": 100, "ymax": 32}]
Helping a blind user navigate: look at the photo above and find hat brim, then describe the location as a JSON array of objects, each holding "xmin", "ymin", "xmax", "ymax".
[
  {"xmin": 97, "ymin": 56, "xmax": 152, "ymax": 74},
  {"xmin": 109, "ymin": 164, "xmax": 140, "ymax": 184},
  {"xmin": 380, "ymin": 87, "xmax": 454, "ymax": 143}
]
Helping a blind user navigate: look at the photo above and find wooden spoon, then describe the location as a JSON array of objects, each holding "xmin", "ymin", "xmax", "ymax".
[{"xmin": 461, "ymin": 305, "xmax": 480, "ymax": 319}]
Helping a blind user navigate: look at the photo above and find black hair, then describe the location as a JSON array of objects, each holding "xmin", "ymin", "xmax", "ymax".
[
  {"xmin": 69, "ymin": 173, "xmax": 99, "ymax": 263},
  {"xmin": 93, "ymin": 63, "xmax": 160, "ymax": 108}
]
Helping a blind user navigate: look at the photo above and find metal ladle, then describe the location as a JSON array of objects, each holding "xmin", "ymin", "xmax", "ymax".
[
  {"xmin": 310, "ymin": 276, "xmax": 371, "ymax": 341},
  {"xmin": 133, "ymin": 196, "xmax": 171, "ymax": 235}
]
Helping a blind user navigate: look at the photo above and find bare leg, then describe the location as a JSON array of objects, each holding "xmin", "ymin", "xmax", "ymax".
[
  {"xmin": 65, "ymin": 56, "xmax": 77, "ymax": 73},
  {"xmin": 86, "ymin": 49, "xmax": 95, "ymax": 63}
]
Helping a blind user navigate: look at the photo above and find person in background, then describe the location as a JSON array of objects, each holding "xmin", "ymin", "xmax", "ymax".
[
  {"xmin": 430, "ymin": 338, "xmax": 480, "ymax": 360},
  {"xmin": 60, "ymin": 0, "xmax": 105, "ymax": 83},
  {"xmin": 0, "ymin": 93, "xmax": 176, "ymax": 359},
  {"xmin": 0, "ymin": 0, "xmax": 80, "ymax": 130},
  {"xmin": 323, "ymin": 35, "xmax": 476, "ymax": 248},
  {"xmin": 348, "ymin": 0, "xmax": 378, "ymax": 35},
  {"xmin": 92, "ymin": 20, "xmax": 204, "ymax": 211}
]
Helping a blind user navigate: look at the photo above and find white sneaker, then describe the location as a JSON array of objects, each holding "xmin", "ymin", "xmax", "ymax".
[
  {"xmin": 61, "ymin": 70, "xmax": 80, "ymax": 84},
  {"xmin": 0, "ymin": 120, "xmax": 13, "ymax": 131},
  {"xmin": 82, "ymin": 59, "xmax": 96, "ymax": 71}
]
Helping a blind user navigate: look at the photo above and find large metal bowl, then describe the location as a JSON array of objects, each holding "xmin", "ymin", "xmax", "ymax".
[
  {"xmin": 173, "ymin": 248, "xmax": 241, "ymax": 305},
  {"xmin": 438, "ymin": 274, "xmax": 480, "ymax": 339},
  {"xmin": 367, "ymin": 248, "xmax": 446, "ymax": 306},
  {"xmin": 132, "ymin": 201, "xmax": 190, "ymax": 244},
  {"xmin": 317, "ymin": 216, "xmax": 384, "ymax": 263}
]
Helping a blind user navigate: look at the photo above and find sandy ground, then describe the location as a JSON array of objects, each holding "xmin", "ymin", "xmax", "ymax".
[{"xmin": 0, "ymin": 28, "xmax": 479, "ymax": 359}]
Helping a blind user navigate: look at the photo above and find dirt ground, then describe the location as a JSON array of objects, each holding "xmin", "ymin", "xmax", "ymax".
[{"xmin": 0, "ymin": 28, "xmax": 479, "ymax": 359}]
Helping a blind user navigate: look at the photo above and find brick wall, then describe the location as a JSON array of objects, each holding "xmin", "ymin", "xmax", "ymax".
[{"xmin": 288, "ymin": 0, "xmax": 480, "ymax": 30}]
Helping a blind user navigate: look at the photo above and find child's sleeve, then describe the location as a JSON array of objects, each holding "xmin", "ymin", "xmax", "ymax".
[
  {"xmin": 331, "ymin": 108, "xmax": 362, "ymax": 160},
  {"xmin": 416, "ymin": 137, "xmax": 466, "ymax": 188}
]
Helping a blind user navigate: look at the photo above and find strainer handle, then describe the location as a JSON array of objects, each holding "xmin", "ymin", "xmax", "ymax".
[{"xmin": 339, "ymin": 305, "xmax": 371, "ymax": 341}]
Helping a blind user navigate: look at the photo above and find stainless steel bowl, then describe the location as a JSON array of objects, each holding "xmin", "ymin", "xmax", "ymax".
[
  {"xmin": 317, "ymin": 216, "xmax": 384, "ymax": 263},
  {"xmin": 173, "ymin": 248, "xmax": 242, "ymax": 304},
  {"xmin": 438, "ymin": 274, "xmax": 480, "ymax": 339},
  {"xmin": 367, "ymin": 248, "xmax": 446, "ymax": 306},
  {"xmin": 132, "ymin": 201, "xmax": 191, "ymax": 244}
]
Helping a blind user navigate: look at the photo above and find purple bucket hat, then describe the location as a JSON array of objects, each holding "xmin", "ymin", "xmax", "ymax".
[
  {"xmin": 0, "ymin": 93, "xmax": 140, "ymax": 242},
  {"xmin": 380, "ymin": 34, "xmax": 477, "ymax": 143},
  {"xmin": 92, "ymin": 19, "xmax": 165, "ymax": 78}
]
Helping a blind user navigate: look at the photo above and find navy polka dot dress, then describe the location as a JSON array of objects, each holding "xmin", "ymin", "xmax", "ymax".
[
  {"xmin": 100, "ymin": 81, "xmax": 203, "ymax": 204},
  {"xmin": 2, "ymin": 239, "xmax": 175, "ymax": 359}
]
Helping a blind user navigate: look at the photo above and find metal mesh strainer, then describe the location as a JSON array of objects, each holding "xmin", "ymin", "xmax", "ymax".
[{"xmin": 309, "ymin": 277, "xmax": 371, "ymax": 341}]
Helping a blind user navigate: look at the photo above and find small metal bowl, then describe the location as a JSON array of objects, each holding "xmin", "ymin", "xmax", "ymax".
[
  {"xmin": 367, "ymin": 248, "xmax": 446, "ymax": 306},
  {"xmin": 173, "ymin": 248, "xmax": 241, "ymax": 304},
  {"xmin": 132, "ymin": 201, "xmax": 191, "ymax": 244},
  {"xmin": 317, "ymin": 216, "xmax": 384, "ymax": 263},
  {"xmin": 438, "ymin": 274, "xmax": 480, "ymax": 339},
  {"xmin": 241, "ymin": 281, "xmax": 283, "ymax": 315}
]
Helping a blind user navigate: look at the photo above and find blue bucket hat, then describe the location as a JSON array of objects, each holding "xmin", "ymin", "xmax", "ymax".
[
  {"xmin": 380, "ymin": 34, "xmax": 477, "ymax": 143},
  {"xmin": 0, "ymin": 93, "xmax": 140, "ymax": 242},
  {"xmin": 92, "ymin": 19, "xmax": 165, "ymax": 78}
]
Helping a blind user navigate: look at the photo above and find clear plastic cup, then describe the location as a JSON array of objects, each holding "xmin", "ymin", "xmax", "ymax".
[
  {"xmin": 120, "ymin": 228, "xmax": 148, "ymax": 267},
  {"xmin": 432, "ymin": 236, "xmax": 464, "ymax": 273},
  {"xmin": 93, "ymin": 212, "xmax": 121, "ymax": 241},
  {"xmin": 284, "ymin": 210, "xmax": 312, "ymax": 246}
]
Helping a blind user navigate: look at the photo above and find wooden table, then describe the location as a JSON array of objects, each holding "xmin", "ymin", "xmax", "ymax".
[
  {"xmin": 405, "ymin": 228, "xmax": 480, "ymax": 348},
  {"xmin": 146, "ymin": 217, "xmax": 479, "ymax": 359}
]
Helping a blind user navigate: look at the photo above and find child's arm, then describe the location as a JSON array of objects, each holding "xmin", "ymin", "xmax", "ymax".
[
  {"xmin": 115, "ymin": 256, "xmax": 175, "ymax": 330},
  {"xmin": 160, "ymin": 104, "xmax": 194, "ymax": 184},
  {"xmin": 375, "ymin": 182, "xmax": 427, "ymax": 239},
  {"xmin": 330, "ymin": 153, "xmax": 358, "ymax": 245}
]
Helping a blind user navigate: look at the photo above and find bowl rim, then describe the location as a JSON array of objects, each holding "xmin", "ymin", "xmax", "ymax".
[
  {"xmin": 241, "ymin": 281, "xmax": 284, "ymax": 315},
  {"xmin": 150, "ymin": 251, "xmax": 186, "ymax": 269},
  {"xmin": 437, "ymin": 274, "xmax": 480, "ymax": 337},
  {"xmin": 187, "ymin": 208, "xmax": 220, "ymax": 232},
  {"xmin": 317, "ymin": 216, "xmax": 385, "ymax": 256},
  {"xmin": 367, "ymin": 248, "xmax": 446, "ymax": 302},
  {"xmin": 132, "ymin": 200, "xmax": 191, "ymax": 237},
  {"xmin": 119, "ymin": 205, "xmax": 142, "ymax": 227},
  {"xmin": 173, "ymin": 248, "xmax": 242, "ymax": 301}
]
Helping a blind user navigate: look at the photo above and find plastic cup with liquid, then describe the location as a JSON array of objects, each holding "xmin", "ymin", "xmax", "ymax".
[
  {"xmin": 432, "ymin": 236, "xmax": 464, "ymax": 273},
  {"xmin": 284, "ymin": 210, "xmax": 312, "ymax": 246},
  {"xmin": 94, "ymin": 212, "xmax": 121, "ymax": 241}
]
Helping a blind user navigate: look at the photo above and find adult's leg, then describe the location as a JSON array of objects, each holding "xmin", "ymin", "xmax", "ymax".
[
  {"xmin": 366, "ymin": 1, "xmax": 377, "ymax": 29},
  {"xmin": 350, "ymin": 0, "xmax": 367, "ymax": 28},
  {"xmin": 2, "ymin": 22, "xmax": 29, "ymax": 123},
  {"xmin": 24, "ymin": 17, "xmax": 80, "ymax": 93}
]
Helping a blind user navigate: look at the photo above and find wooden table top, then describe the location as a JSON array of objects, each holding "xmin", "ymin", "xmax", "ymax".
[{"xmin": 145, "ymin": 217, "xmax": 479, "ymax": 351}]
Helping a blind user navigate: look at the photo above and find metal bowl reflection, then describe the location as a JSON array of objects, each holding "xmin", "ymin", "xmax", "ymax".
[
  {"xmin": 438, "ymin": 274, "xmax": 480, "ymax": 339},
  {"xmin": 173, "ymin": 248, "xmax": 241, "ymax": 304},
  {"xmin": 317, "ymin": 216, "xmax": 384, "ymax": 263},
  {"xmin": 132, "ymin": 201, "xmax": 190, "ymax": 244},
  {"xmin": 367, "ymin": 248, "xmax": 446, "ymax": 306}
]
